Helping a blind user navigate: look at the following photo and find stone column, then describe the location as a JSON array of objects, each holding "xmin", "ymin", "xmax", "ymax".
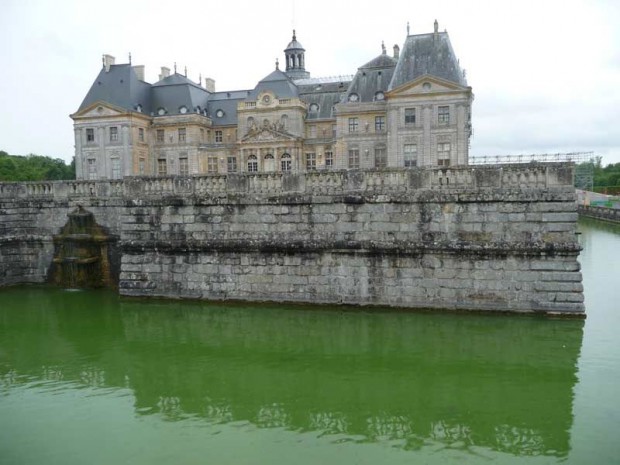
[
  {"xmin": 423, "ymin": 104, "xmax": 432, "ymax": 166},
  {"xmin": 74, "ymin": 127, "xmax": 83, "ymax": 180}
]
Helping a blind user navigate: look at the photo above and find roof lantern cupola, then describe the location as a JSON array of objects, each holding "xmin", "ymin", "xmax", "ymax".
[{"xmin": 284, "ymin": 29, "xmax": 310, "ymax": 80}]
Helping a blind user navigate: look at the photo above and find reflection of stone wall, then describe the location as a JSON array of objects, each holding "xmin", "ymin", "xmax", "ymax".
[
  {"xmin": 120, "ymin": 304, "xmax": 582, "ymax": 456},
  {"xmin": 0, "ymin": 288, "xmax": 584, "ymax": 457},
  {"xmin": 0, "ymin": 165, "xmax": 583, "ymax": 313}
]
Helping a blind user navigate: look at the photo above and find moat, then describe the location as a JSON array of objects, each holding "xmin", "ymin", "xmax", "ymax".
[{"xmin": 0, "ymin": 217, "xmax": 617, "ymax": 464}]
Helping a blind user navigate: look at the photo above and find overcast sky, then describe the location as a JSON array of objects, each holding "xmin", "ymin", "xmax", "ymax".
[{"xmin": 1, "ymin": 0, "xmax": 618, "ymax": 165}]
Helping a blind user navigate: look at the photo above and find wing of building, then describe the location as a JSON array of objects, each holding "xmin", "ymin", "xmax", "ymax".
[{"xmin": 71, "ymin": 21, "xmax": 473, "ymax": 180}]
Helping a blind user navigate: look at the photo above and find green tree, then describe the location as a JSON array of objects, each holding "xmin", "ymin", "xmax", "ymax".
[{"xmin": 0, "ymin": 150, "xmax": 75, "ymax": 181}]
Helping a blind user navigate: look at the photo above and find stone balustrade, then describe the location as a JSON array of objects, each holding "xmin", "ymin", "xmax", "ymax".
[{"xmin": 0, "ymin": 163, "xmax": 575, "ymax": 201}]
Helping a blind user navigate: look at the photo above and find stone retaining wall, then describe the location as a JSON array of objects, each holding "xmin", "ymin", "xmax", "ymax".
[
  {"xmin": 578, "ymin": 205, "xmax": 620, "ymax": 223},
  {"xmin": 0, "ymin": 164, "xmax": 584, "ymax": 314}
]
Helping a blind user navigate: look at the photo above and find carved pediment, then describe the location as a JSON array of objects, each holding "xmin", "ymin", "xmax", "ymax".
[
  {"xmin": 241, "ymin": 120, "xmax": 297, "ymax": 143},
  {"xmin": 72, "ymin": 101, "xmax": 128, "ymax": 119},
  {"xmin": 388, "ymin": 75, "xmax": 469, "ymax": 98}
]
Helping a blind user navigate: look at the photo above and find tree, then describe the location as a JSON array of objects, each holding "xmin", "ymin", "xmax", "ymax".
[{"xmin": 0, "ymin": 150, "xmax": 75, "ymax": 181}]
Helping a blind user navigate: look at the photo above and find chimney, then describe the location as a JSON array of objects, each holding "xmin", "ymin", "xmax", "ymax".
[
  {"xmin": 393, "ymin": 44, "xmax": 400, "ymax": 59},
  {"xmin": 103, "ymin": 54, "xmax": 115, "ymax": 72},
  {"xmin": 434, "ymin": 19, "xmax": 439, "ymax": 33},
  {"xmin": 133, "ymin": 65, "xmax": 145, "ymax": 81},
  {"xmin": 159, "ymin": 66, "xmax": 170, "ymax": 80},
  {"xmin": 204, "ymin": 77, "xmax": 215, "ymax": 93}
]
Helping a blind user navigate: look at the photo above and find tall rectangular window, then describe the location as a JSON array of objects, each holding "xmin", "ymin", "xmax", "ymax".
[
  {"xmin": 305, "ymin": 153, "xmax": 316, "ymax": 171},
  {"xmin": 247, "ymin": 155, "xmax": 258, "ymax": 172},
  {"xmin": 215, "ymin": 130, "xmax": 223, "ymax": 143},
  {"xmin": 325, "ymin": 151, "xmax": 333, "ymax": 168},
  {"xmin": 139, "ymin": 158, "xmax": 145, "ymax": 175},
  {"xmin": 157, "ymin": 159, "xmax": 167, "ymax": 176},
  {"xmin": 375, "ymin": 147, "xmax": 387, "ymax": 168},
  {"xmin": 404, "ymin": 144, "xmax": 417, "ymax": 167},
  {"xmin": 110, "ymin": 126, "xmax": 118, "ymax": 142},
  {"xmin": 207, "ymin": 157, "xmax": 218, "ymax": 173},
  {"xmin": 111, "ymin": 158, "xmax": 121, "ymax": 179},
  {"xmin": 348, "ymin": 117, "xmax": 358, "ymax": 133},
  {"xmin": 179, "ymin": 154, "xmax": 189, "ymax": 175},
  {"xmin": 438, "ymin": 106, "xmax": 450, "ymax": 124},
  {"xmin": 156, "ymin": 129, "xmax": 164, "ymax": 143},
  {"xmin": 138, "ymin": 128, "xmax": 144, "ymax": 142},
  {"xmin": 87, "ymin": 159, "xmax": 96, "ymax": 180},
  {"xmin": 438, "ymin": 142, "xmax": 451, "ymax": 166},
  {"xmin": 348, "ymin": 149, "xmax": 360, "ymax": 169},
  {"xmin": 178, "ymin": 128, "xmax": 186, "ymax": 142},
  {"xmin": 405, "ymin": 108, "xmax": 416, "ymax": 124},
  {"xmin": 375, "ymin": 116, "xmax": 385, "ymax": 132},
  {"xmin": 86, "ymin": 128, "xmax": 95, "ymax": 143},
  {"xmin": 200, "ymin": 128, "xmax": 204, "ymax": 142},
  {"xmin": 227, "ymin": 156, "xmax": 237, "ymax": 173}
]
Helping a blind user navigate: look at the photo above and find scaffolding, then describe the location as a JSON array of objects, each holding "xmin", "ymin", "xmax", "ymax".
[{"xmin": 469, "ymin": 152, "xmax": 595, "ymax": 191}]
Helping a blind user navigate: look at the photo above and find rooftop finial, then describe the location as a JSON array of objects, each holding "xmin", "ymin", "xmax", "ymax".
[
  {"xmin": 199, "ymin": 73, "xmax": 202, "ymax": 85},
  {"xmin": 381, "ymin": 41, "xmax": 386, "ymax": 54},
  {"xmin": 128, "ymin": 52, "xmax": 132, "ymax": 64},
  {"xmin": 276, "ymin": 58, "xmax": 279, "ymax": 70},
  {"xmin": 174, "ymin": 62, "xmax": 177, "ymax": 73},
  {"xmin": 407, "ymin": 21, "xmax": 410, "ymax": 35},
  {"xmin": 184, "ymin": 65, "xmax": 187, "ymax": 77},
  {"xmin": 102, "ymin": 54, "xmax": 105, "ymax": 67},
  {"xmin": 434, "ymin": 19, "xmax": 438, "ymax": 33},
  {"xmin": 292, "ymin": 29, "xmax": 296, "ymax": 41}
]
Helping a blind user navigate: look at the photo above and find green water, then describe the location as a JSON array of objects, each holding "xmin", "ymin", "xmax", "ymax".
[{"xmin": 0, "ymin": 218, "xmax": 619, "ymax": 464}]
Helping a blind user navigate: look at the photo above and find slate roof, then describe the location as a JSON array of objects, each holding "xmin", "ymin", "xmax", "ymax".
[
  {"xmin": 151, "ymin": 73, "xmax": 210, "ymax": 116},
  {"xmin": 298, "ymin": 78, "xmax": 352, "ymax": 120},
  {"xmin": 247, "ymin": 69, "xmax": 299, "ymax": 100},
  {"xmin": 76, "ymin": 28, "xmax": 468, "ymax": 126},
  {"xmin": 344, "ymin": 51, "xmax": 397, "ymax": 103},
  {"xmin": 207, "ymin": 91, "xmax": 248, "ymax": 126},
  {"xmin": 78, "ymin": 64, "xmax": 151, "ymax": 113},
  {"xmin": 389, "ymin": 32, "xmax": 466, "ymax": 90}
]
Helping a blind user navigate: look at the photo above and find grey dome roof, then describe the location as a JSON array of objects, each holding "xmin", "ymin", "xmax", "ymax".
[{"xmin": 285, "ymin": 30, "xmax": 305, "ymax": 51}]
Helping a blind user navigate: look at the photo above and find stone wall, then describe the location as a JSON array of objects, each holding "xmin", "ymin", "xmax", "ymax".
[
  {"xmin": 0, "ymin": 181, "xmax": 124, "ymax": 286},
  {"xmin": 0, "ymin": 164, "xmax": 584, "ymax": 314},
  {"xmin": 578, "ymin": 205, "xmax": 620, "ymax": 223}
]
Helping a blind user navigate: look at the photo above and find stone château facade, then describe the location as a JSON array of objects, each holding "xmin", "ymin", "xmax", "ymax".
[{"xmin": 71, "ymin": 21, "xmax": 473, "ymax": 180}]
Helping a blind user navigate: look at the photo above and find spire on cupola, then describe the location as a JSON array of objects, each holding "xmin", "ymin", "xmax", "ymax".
[{"xmin": 284, "ymin": 29, "xmax": 310, "ymax": 80}]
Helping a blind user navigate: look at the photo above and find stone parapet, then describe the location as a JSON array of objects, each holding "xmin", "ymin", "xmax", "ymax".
[{"xmin": 0, "ymin": 163, "xmax": 575, "ymax": 201}]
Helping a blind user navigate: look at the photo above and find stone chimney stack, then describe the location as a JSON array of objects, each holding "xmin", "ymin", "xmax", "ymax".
[
  {"xmin": 133, "ymin": 65, "xmax": 145, "ymax": 81},
  {"xmin": 393, "ymin": 44, "xmax": 400, "ymax": 59},
  {"xmin": 204, "ymin": 77, "xmax": 215, "ymax": 93},
  {"xmin": 159, "ymin": 66, "xmax": 170, "ymax": 80},
  {"xmin": 103, "ymin": 54, "xmax": 115, "ymax": 72},
  {"xmin": 434, "ymin": 19, "xmax": 439, "ymax": 33}
]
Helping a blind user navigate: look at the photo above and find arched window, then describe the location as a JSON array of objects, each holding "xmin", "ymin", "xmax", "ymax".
[
  {"xmin": 247, "ymin": 155, "xmax": 258, "ymax": 172},
  {"xmin": 264, "ymin": 153, "xmax": 275, "ymax": 172},
  {"xmin": 280, "ymin": 114, "xmax": 288, "ymax": 129},
  {"xmin": 281, "ymin": 153, "xmax": 291, "ymax": 172}
]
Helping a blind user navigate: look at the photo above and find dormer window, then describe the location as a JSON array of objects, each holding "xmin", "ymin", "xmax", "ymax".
[
  {"xmin": 216, "ymin": 109, "xmax": 224, "ymax": 118},
  {"xmin": 179, "ymin": 106, "xmax": 188, "ymax": 114},
  {"xmin": 348, "ymin": 93, "xmax": 359, "ymax": 102},
  {"xmin": 374, "ymin": 91, "xmax": 385, "ymax": 101},
  {"xmin": 423, "ymin": 82, "xmax": 432, "ymax": 90},
  {"xmin": 157, "ymin": 107, "xmax": 166, "ymax": 116},
  {"xmin": 136, "ymin": 104, "xmax": 142, "ymax": 112},
  {"xmin": 309, "ymin": 103, "xmax": 319, "ymax": 113}
]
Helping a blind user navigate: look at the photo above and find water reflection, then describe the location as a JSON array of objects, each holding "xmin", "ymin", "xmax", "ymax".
[{"xmin": 0, "ymin": 287, "xmax": 583, "ymax": 458}]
